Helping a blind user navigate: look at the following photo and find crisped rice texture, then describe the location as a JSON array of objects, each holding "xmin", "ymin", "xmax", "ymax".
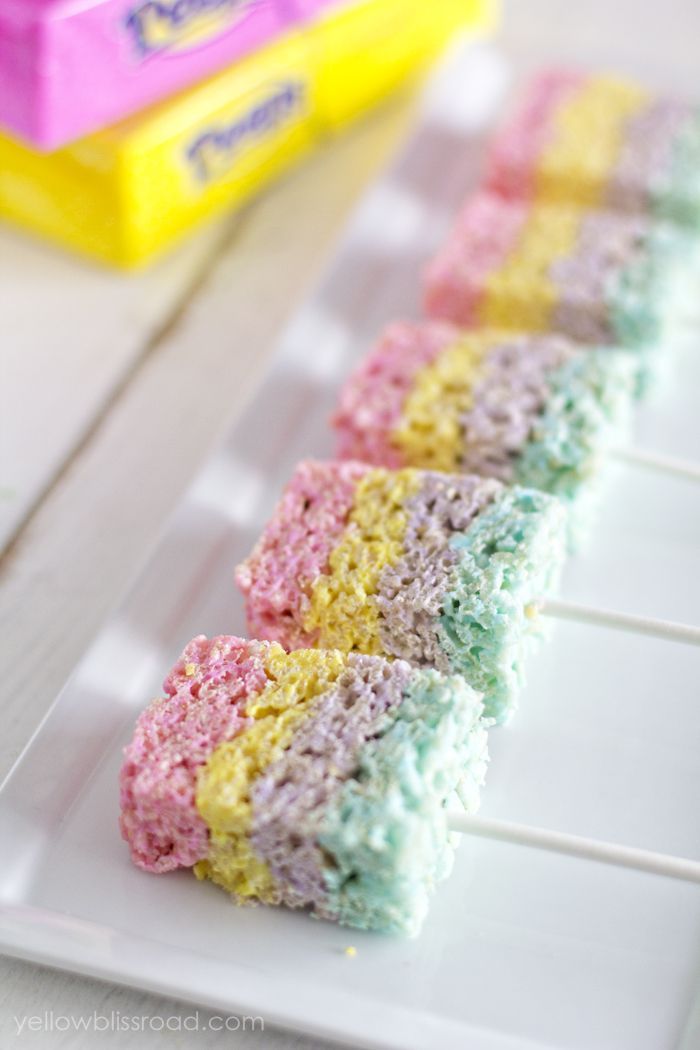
[
  {"xmin": 656, "ymin": 110, "xmax": 700, "ymax": 227},
  {"xmin": 235, "ymin": 459, "xmax": 369, "ymax": 648},
  {"xmin": 375, "ymin": 471, "xmax": 501, "ymax": 672},
  {"xmin": 119, "ymin": 636, "xmax": 266, "ymax": 873},
  {"xmin": 247, "ymin": 655, "xmax": 413, "ymax": 914},
  {"xmin": 194, "ymin": 646, "xmax": 347, "ymax": 903},
  {"xmin": 319, "ymin": 666, "xmax": 488, "ymax": 935},
  {"xmin": 606, "ymin": 219, "xmax": 690, "ymax": 346},
  {"xmin": 301, "ymin": 467, "xmax": 420, "ymax": 654},
  {"xmin": 513, "ymin": 348, "xmax": 636, "ymax": 501},
  {"xmin": 438, "ymin": 486, "xmax": 567, "ymax": 723}
]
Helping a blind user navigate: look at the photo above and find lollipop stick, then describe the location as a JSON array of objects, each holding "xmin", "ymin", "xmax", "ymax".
[
  {"xmin": 447, "ymin": 811, "xmax": 700, "ymax": 885},
  {"xmin": 534, "ymin": 597, "xmax": 700, "ymax": 647},
  {"xmin": 613, "ymin": 445, "xmax": 700, "ymax": 482}
]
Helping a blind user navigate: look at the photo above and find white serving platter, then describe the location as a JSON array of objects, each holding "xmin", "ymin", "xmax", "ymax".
[{"xmin": 1, "ymin": 38, "xmax": 700, "ymax": 1050}]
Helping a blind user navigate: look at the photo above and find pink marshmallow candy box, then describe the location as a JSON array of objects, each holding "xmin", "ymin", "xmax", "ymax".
[{"xmin": 0, "ymin": 0, "xmax": 296, "ymax": 149}]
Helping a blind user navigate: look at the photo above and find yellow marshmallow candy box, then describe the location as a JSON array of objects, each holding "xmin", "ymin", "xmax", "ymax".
[
  {"xmin": 0, "ymin": 34, "xmax": 316, "ymax": 267},
  {"xmin": 0, "ymin": 0, "xmax": 499, "ymax": 268}
]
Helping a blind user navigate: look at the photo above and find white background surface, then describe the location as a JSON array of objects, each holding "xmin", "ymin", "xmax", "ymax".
[{"xmin": 2, "ymin": 2, "xmax": 700, "ymax": 1047}]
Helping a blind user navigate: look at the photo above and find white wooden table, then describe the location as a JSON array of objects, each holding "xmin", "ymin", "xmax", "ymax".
[{"xmin": 2, "ymin": 2, "xmax": 699, "ymax": 1045}]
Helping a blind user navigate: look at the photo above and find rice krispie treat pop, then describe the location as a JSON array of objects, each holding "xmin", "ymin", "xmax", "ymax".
[
  {"xmin": 333, "ymin": 321, "xmax": 635, "ymax": 506},
  {"xmin": 424, "ymin": 191, "xmax": 688, "ymax": 349},
  {"xmin": 236, "ymin": 461, "xmax": 567, "ymax": 724},
  {"xmin": 486, "ymin": 69, "xmax": 700, "ymax": 229},
  {"xmin": 120, "ymin": 637, "xmax": 488, "ymax": 936}
]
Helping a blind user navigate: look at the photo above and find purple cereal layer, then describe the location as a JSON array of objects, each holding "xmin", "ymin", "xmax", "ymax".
[
  {"xmin": 376, "ymin": 471, "xmax": 501, "ymax": 669},
  {"xmin": 607, "ymin": 99, "xmax": 691, "ymax": 212},
  {"xmin": 249, "ymin": 654, "xmax": 413, "ymax": 913},
  {"xmin": 459, "ymin": 334, "xmax": 574, "ymax": 480},
  {"xmin": 549, "ymin": 210, "xmax": 649, "ymax": 342}
]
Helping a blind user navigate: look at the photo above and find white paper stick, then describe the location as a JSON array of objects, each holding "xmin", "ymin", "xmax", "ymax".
[
  {"xmin": 613, "ymin": 446, "xmax": 700, "ymax": 482},
  {"xmin": 536, "ymin": 597, "xmax": 700, "ymax": 647},
  {"xmin": 447, "ymin": 811, "xmax": 700, "ymax": 885}
]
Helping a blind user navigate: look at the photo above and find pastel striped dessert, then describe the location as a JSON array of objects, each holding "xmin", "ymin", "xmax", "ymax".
[
  {"xmin": 424, "ymin": 191, "xmax": 687, "ymax": 348},
  {"xmin": 332, "ymin": 322, "xmax": 635, "ymax": 505},
  {"xmin": 120, "ymin": 637, "xmax": 488, "ymax": 935},
  {"xmin": 236, "ymin": 461, "xmax": 567, "ymax": 724},
  {"xmin": 486, "ymin": 69, "xmax": 700, "ymax": 229}
]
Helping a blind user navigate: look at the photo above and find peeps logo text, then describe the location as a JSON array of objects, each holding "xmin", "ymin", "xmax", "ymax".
[
  {"xmin": 185, "ymin": 82, "xmax": 305, "ymax": 184},
  {"xmin": 124, "ymin": 0, "xmax": 249, "ymax": 59}
]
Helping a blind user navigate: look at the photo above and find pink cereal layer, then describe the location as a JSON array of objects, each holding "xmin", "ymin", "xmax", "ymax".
[
  {"xmin": 332, "ymin": 321, "xmax": 460, "ymax": 465},
  {"xmin": 119, "ymin": 636, "xmax": 268, "ymax": 874},
  {"xmin": 486, "ymin": 69, "xmax": 584, "ymax": 199},
  {"xmin": 423, "ymin": 192, "xmax": 528, "ymax": 326},
  {"xmin": 235, "ymin": 460, "xmax": 370, "ymax": 649}
]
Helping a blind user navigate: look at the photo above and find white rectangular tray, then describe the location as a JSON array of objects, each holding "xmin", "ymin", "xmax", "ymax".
[{"xmin": 1, "ymin": 39, "xmax": 700, "ymax": 1050}]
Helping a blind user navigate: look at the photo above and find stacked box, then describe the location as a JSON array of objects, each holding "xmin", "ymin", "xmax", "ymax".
[
  {"xmin": 0, "ymin": 32, "xmax": 316, "ymax": 265},
  {"xmin": 0, "ymin": 0, "xmax": 294, "ymax": 150},
  {"xmin": 0, "ymin": 0, "xmax": 498, "ymax": 267}
]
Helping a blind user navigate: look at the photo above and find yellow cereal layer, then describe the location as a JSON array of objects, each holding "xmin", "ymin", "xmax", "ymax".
[
  {"xmin": 303, "ymin": 468, "xmax": 421, "ymax": 653},
  {"xmin": 537, "ymin": 77, "xmax": 648, "ymax": 207},
  {"xmin": 392, "ymin": 331, "xmax": 494, "ymax": 472},
  {"xmin": 194, "ymin": 646, "xmax": 346, "ymax": 902},
  {"xmin": 479, "ymin": 202, "xmax": 582, "ymax": 330}
]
